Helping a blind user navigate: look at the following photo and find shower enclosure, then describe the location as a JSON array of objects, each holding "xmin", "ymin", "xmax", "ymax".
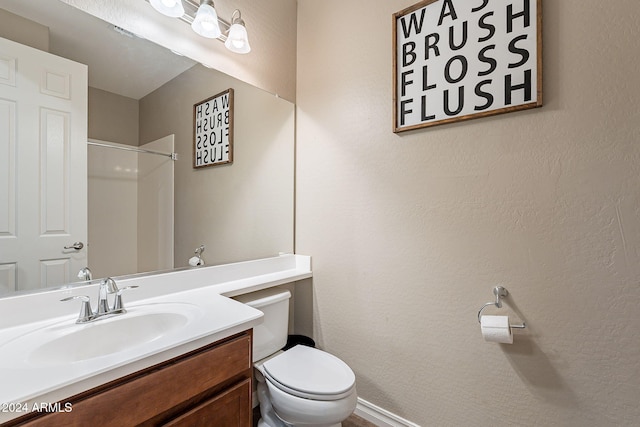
[{"xmin": 87, "ymin": 135, "xmax": 175, "ymax": 279}]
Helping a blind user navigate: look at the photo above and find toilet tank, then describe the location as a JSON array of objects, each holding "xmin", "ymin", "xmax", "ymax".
[{"xmin": 233, "ymin": 287, "xmax": 291, "ymax": 362}]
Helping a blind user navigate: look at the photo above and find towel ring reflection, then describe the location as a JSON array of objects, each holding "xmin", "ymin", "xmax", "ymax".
[{"xmin": 477, "ymin": 286, "xmax": 526, "ymax": 329}]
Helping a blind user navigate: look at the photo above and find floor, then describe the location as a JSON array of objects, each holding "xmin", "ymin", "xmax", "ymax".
[
  {"xmin": 342, "ymin": 413, "xmax": 377, "ymax": 427},
  {"xmin": 252, "ymin": 407, "xmax": 376, "ymax": 426}
]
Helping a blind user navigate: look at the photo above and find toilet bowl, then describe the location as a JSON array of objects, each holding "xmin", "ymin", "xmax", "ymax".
[
  {"xmin": 256, "ymin": 345, "xmax": 357, "ymax": 427},
  {"xmin": 233, "ymin": 288, "xmax": 357, "ymax": 427}
]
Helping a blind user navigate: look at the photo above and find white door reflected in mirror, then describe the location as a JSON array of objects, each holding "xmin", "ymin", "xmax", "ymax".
[{"xmin": 0, "ymin": 37, "xmax": 88, "ymax": 293}]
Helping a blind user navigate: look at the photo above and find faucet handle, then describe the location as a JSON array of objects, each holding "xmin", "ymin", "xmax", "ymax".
[
  {"xmin": 61, "ymin": 295, "xmax": 95, "ymax": 323},
  {"xmin": 112, "ymin": 286, "xmax": 139, "ymax": 312}
]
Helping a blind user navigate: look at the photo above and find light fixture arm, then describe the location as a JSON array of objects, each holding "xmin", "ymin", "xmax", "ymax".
[{"xmin": 230, "ymin": 9, "xmax": 242, "ymax": 25}]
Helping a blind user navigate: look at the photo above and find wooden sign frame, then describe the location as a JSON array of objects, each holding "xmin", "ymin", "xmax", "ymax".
[
  {"xmin": 193, "ymin": 88, "xmax": 234, "ymax": 168},
  {"xmin": 393, "ymin": 0, "xmax": 542, "ymax": 132}
]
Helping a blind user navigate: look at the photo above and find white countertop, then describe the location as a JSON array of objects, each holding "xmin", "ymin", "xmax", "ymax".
[{"xmin": 0, "ymin": 254, "xmax": 312, "ymax": 423}]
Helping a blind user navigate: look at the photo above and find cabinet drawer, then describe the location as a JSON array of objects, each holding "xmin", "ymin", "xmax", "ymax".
[
  {"xmin": 15, "ymin": 333, "xmax": 251, "ymax": 427},
  {"xmin": 163, "ymin": 378, "xmax": 251, "ymax": 427}
]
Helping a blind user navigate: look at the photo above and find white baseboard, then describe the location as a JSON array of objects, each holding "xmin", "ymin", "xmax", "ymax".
[{"xmin": 353, "ymin": 398, "xmax": 420, "ymax": 427}]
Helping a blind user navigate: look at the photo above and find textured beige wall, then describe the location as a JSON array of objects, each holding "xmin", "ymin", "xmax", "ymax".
[
  {"xmin": 88, "ymin": 87, "xmax": 139, "ymax": 146},
  {"xmin": 296, "ymin": 0, "xmax": 640, "ymax": 425},
  {"xmin": 139, "ymin": 65, "xmax": 294, "ymax": 268},
  {"xmin": 0, "ymin": 8, "xmax": 48, "ymax": 51}
]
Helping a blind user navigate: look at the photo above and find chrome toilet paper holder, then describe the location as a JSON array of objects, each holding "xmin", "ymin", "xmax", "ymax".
[{"xmin": 477, "ymin": 286, "xmax": 526, "ymax": 329}]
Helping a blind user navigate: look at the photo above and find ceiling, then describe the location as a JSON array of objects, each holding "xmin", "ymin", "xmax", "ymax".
[{"xmin": 0, "ymin": 0, "xmax": 196, "ymax": 99}]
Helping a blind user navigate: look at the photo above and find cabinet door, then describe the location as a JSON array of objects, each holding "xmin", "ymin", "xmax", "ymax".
[{"xmin": 163, "ymin": 379, "xmax": 251, "ymax": 427}]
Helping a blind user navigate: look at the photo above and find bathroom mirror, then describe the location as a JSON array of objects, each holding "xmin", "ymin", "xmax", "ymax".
[{"xmin": 0, "ymin": 0, "xmax": 295, "ymax": 296}]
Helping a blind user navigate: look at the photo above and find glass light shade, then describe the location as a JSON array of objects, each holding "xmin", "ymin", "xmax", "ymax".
[
  {"xmin": 225, "ymin": 23, "xmax": 251, "ymax": 54},
  {"xmin": 192, "ymin": 3, "xmax": 222, "ymax": 39},
  {"xmin": 149, "ymin": 0, "xmax": 185, "ymax": 18}
]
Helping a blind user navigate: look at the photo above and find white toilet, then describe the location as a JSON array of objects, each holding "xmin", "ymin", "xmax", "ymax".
[{"xmin": 234, "ymin": 288, "xmax": 357, "ymax": 427}]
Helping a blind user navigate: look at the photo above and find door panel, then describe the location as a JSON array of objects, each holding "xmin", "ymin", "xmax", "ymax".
[
  {"xmin": 0, "ymin": 99, "xmax": 16, "ymax": 239},
  {"xmin": 0, "ymin": 36, "xmax": 87, "ymax": 292}
]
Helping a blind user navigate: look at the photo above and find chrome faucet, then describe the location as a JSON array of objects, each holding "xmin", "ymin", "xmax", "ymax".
[
  {"xmin": 77, "ymin": 266, "xmax": 93, "ymax": 281},
  {"xmin": 97, "ymin": 277, "xmax": 118, "ymax": 315},
  {"xmin": 61, "ymin": 277, "xmax": 138, "ymax": 323}
]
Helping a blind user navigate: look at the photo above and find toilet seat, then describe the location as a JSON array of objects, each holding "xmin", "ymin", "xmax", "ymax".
[{"xmin": 262, "ymin": 345, "xmax": 356, "ymax": 401}]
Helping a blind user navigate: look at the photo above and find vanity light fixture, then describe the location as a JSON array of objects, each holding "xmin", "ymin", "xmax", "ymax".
[
  {"xmin": 224, "ymin": 10, "xmax": 251, "ymax": 54},
  {"xmin": 150, "ymin": 0, "xmax": 185, "ymax": 18},
  {"xmin": 147, "ymin": 0, "xmax": 251, "ymax": 54},
  {"xmin": 191, "ymin": 0, "xmax": 221, "ymax": 39}
]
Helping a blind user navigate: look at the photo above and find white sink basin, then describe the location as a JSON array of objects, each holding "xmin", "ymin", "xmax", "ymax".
[
  {"xmin": 0, "ymin": 288, "xmax": 264, "ymax": 416},
  {"xmin": 2, "ymin": 302, "xmax": 203, "ymax": 366}
]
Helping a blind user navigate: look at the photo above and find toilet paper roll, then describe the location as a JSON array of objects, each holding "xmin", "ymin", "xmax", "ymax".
[
  {"xmin": 189, "ymin": 256, "xmax": 204, "ymax": 267},
  {"xmin": 480, "ymin": 315, "xmax": 513, "ymax": 344}
]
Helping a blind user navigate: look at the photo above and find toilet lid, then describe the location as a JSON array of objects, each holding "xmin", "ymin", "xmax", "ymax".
[{"xmin": 262, "ymin": 345, "xmax": 355, "ymax": 400}]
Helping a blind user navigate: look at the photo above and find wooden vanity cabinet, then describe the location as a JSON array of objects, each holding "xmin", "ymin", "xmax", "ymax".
[
  {"xmin": 162, "ymin": 379, "xmax": 250, "ymax": 427},
  {"xmin": 6, "ymin": 330, "xmax": 253, "ymax": 427}
]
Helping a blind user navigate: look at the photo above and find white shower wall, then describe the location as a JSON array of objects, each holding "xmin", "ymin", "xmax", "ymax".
[
  {"xmin": 88, "ymin": 138, "xmax": 174, "ymax": 279},
  {"xmin": 137, "ymin": 136, "xmax": 174, "ymax": 274}
]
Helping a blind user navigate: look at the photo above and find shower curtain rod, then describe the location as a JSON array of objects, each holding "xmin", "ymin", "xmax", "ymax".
[{"xmin": 88, "ymin": 140, "xmax": 178, "ymax": 161}]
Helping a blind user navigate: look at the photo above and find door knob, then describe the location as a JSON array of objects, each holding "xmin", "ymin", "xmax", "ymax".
[{"xmin": 64, "ymin": 242, "xmax": 84, "ymax": 250}]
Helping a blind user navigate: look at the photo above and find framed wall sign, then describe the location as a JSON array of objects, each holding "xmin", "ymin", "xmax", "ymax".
[
  {"xmin": 193, "ymin": 88, "xmax": 234, "ymax": 168},
  {"xmin": 393, "ymin": 0, "xmax": 542, "ymax": 132}
]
